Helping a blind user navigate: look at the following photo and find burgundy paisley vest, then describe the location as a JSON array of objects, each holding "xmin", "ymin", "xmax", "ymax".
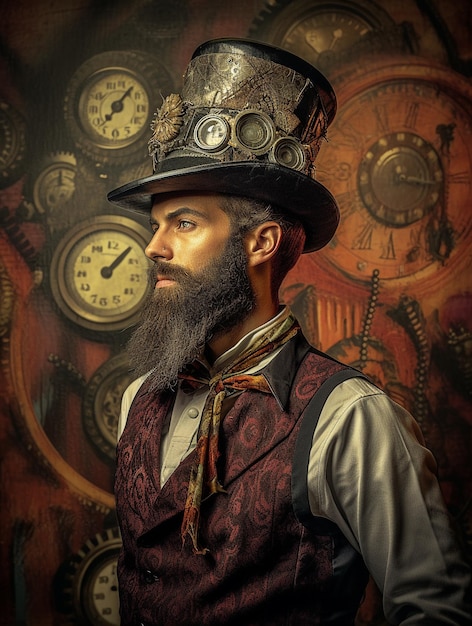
[{"xmin": 115, "ymin": 336, "xmax": 369, "ymax": 625}]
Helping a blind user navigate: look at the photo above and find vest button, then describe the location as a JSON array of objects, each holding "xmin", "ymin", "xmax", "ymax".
[
  {"xmin": 143, "ymin": 569, "xmax": 160, "ymax": 584},
  {"xmin": 187, "ymin": 406, "xmax": 199, "ymax": 419}
]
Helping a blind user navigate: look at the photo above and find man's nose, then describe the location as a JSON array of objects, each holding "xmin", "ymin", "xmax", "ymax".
[{"xmin": 145, "ymin": 231, "xmax": 172, "ymax": 262}]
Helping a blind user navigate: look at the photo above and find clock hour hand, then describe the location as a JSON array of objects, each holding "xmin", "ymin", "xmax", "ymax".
[
  {"xmin": 102, "ymin": 86, "xmax": 134, "ymax": 123},
  {"xmin": 101, "ymin": 246, "xmax": 132, "ymax": 278}
]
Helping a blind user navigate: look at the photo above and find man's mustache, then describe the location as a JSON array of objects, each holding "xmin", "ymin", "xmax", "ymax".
[
  {"xmin": 148, "ymin": 262, "xmax": 193, "ymax": 284},
  {"xmin": 148, "ymin": 262, "xmax": 205, "ymax": 296}
]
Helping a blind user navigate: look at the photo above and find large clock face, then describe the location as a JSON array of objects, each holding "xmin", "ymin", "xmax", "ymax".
[
  {"xmin": 50, "ymin": 215, "xmax": 152, "ymax": 332},
  {"xmin": 317, "ymin": 62, "xmax": 472, "ymax": 287}
]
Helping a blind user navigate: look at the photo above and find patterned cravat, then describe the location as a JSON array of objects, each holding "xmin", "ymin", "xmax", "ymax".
[{"xmin": 178, "ymin": 314, "xmax": 300, "ymax": 554}]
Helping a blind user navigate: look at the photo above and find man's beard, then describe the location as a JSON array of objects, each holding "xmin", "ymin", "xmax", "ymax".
[{"xmin": 126, "ymin": 232, "xmax": 256, "ymax": 392}]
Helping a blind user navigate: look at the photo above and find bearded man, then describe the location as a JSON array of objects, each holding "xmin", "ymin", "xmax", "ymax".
[{"xmin": 108, "ymin": 39, "xmax": 471, "ymax": 625}]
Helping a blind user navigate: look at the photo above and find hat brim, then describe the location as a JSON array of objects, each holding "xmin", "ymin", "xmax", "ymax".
[{"xmin": 107, "ymin": 160, "xmax": 339, "ymax": 253}]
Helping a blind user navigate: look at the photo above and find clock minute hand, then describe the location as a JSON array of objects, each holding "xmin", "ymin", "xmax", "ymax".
[
  {"xmin": 102, "ymin": 86, "xmax": 134, "ymax": 123},
  {"xmin": 101, "ymin": 246, "xmax": 132, "ymax": 278},
  {"xmin": 397, "ymin": 173, "xmax": 437, "ymax": 186}
]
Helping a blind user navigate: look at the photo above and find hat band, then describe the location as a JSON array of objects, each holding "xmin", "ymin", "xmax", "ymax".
[{"xmin": 149, "ymin": 99, "xmax": 325, "ymax": 176}]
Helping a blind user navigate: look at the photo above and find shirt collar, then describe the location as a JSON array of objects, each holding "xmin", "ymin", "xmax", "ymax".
[
  {"xmin": 198, "ymin": 306, "xmax": 312, "ymax": 411},
  {"xmin": 210, "ymin": 307, "xmax": 291, "ymax": 372},
  {"xmin": 261, "ymin": 330, "xmax": 312, "ymax": 410}
]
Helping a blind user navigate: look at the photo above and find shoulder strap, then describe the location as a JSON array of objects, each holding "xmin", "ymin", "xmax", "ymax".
[{"xmin": 292, "ymin": 369, "xmax": 367, "ymax": 533}]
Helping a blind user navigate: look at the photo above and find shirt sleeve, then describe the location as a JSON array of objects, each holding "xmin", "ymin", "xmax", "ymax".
[{"xmin": 308, "ymin": 377, "xmax": 472, "ymax": 625}]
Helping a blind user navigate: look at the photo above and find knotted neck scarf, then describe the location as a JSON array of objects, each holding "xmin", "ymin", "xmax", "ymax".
[{"xmin": 178, "ymin": 313, "xmax": 300, "ymax": 554}]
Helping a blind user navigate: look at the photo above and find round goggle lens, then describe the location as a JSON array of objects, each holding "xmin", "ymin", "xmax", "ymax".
[
  {"xmin": 194, "ymin": 115, "xmax": 230, "ymax": 151},
  {"xmin": 270, "ymin": 138, "xmax": 306, "ymax": 170},
  {"xmin": 234, "ymin": 111, "xmax": 275, "ymax": 154}
]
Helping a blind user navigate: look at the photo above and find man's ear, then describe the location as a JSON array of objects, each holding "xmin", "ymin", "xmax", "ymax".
[{"xmin": 245, "ymin": 222, "xmax": 282, "ymax": 268}]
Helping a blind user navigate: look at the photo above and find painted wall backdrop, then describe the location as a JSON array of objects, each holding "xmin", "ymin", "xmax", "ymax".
[{"xmin": 0, "ymin": 1, "xmax": 471, "ymax": 624}]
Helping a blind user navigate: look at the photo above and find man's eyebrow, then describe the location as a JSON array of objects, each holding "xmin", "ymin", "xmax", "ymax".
[{"xmin": 149, "ymin": 207, "xmax": 209, "ymax": 227}]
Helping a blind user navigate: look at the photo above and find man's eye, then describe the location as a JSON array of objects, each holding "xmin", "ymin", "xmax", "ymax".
[{"xmin": 178, "ymin": 220, "xmax": 194, "ymax": 229}]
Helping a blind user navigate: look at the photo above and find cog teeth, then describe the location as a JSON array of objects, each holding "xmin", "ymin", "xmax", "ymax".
[
  {"xmin": 42, "ymin": 151, "xmax": 77, "ymax": 167},
  {"xmin": 58, "ymin": 527, "xmax": 121, "ymax": 619}
]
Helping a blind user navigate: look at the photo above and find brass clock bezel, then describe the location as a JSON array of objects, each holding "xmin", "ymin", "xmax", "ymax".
[
  {"xmin": 64, "ymin": 50, "xmax": 174, "ymax": 165},
  {"xmin": 49, "ymin": 214, "xmax": 151, "ymax": 332},
  {"xmin": 82, "ymin": 352, "xmax": 134, "ymax": 462}
]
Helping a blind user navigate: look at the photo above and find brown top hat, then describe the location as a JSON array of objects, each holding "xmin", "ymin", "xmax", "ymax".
[{"xmin": 107, "ymin": 38, "xmax": 339, "ymax": 252}]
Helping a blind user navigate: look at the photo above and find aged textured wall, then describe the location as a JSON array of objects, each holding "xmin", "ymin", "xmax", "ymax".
[{"xmin": 0, "ymin": 1, "xmax": 471, "ymax": 624}]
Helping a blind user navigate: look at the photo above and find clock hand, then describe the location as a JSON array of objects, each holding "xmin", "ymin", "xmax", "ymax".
[
  {"xmin": 328, "ymin": 29, "xmax": 343, "ymax": 50},
  {"xmin": 101, "ymin": 246, "xmax": 132, "ymax": 278},
  {"xmin": 102, "ymin": 86, "xmax": 134, "ymax": 123},
  {"xmin": 397, "ymin": 173, "xmax": 437, "ymax": 186}
]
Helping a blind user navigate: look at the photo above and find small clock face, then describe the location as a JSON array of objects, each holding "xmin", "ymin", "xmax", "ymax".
[
  {"xmin": 33, "ymin": 152, "xmax": 77, "ymax": 215},
  {"xmin": 317, "ymin": 63, "xmax": 472, "ymax": 286},
  {"xmin": 62, "ymin": 527, "xmax": 122, "ymax": 626},
  {"xmin": 357, "ymin": 131, "xmax": 444, "ymax": 227},
  {"xmin": 50, "ymin": 215, "xmax": 151, "ymax": 332},
  {"xmin": 78, "ymin": 68, "xmax": 150, "ymax": 150},
  {"xmin": 82, "ymin": 553, "xmax": 120, "ymax": 625},
  {"xmin": 64, "ymin": 50, "xmax": 174, "ymax": 165},
  {"xmin": 83, "ymin": 353, "xmax": 134, "ymax": 461}
]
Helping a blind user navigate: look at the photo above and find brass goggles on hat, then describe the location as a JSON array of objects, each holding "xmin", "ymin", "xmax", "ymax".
[{"xmin": 192, "ymin": 108, "xmax": 307, "ymax": 170}]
